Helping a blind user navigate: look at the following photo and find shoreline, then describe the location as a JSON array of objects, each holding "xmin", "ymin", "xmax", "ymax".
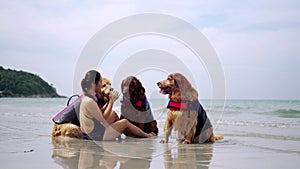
[{"xmin": 0, "ymin": 95, "xmax": 67, "ymax": 98}]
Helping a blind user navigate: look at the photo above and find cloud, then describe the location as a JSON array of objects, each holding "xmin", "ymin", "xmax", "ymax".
[
  {"xmin": 201, "ymin": 26, "xmax": 300, "ymax": 99},
  {"xmin": 0, "ymin": 1, "xmax": 135, "ymax": 96}
]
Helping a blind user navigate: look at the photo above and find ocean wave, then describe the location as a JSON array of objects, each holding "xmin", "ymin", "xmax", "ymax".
[
  {"xmin": 273, "ymin": 109, "xmax": 300, "ymax": 118},
  {"xmin": 218, "ymin": 120, "xmax": 300, "ymax": 128},
  {"xmin": 3, "ymin": 112, "xmax": 50, "ymax": 118}
]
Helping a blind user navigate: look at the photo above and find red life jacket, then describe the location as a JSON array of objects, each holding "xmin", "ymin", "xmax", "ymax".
[
  {"xmin": 121, "ymin": 95, "xmax": 147, "ymax": 108},
  {"xmin": 167, "ymin": 99, "xmax": 200, "ymax": 110}
]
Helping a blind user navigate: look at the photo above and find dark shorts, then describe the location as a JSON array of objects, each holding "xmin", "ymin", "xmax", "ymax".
[{"xmin": 82, "ymin": 120, "xmax": 105, "ymax": 141}]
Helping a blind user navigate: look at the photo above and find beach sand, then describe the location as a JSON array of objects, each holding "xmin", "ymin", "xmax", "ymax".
[
  {"xmin": 1, "ymin": 122, "xmax": 299, "ymax": 169},
  {"xmin": 0, "ymin": 98, "xmax": 300, "ymax": 168},
  {"xmin": 1, "ymin": 131, "xmax": 299, "ymax": 169}
]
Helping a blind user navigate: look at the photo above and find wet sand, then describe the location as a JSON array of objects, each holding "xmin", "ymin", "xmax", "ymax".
[
  {"xmin": 1, "ymin": 98, "xmax": 300, "ymax": 168},
  {"xmin": 1, "ymin": 124, "xmax": 299, "ymax": 169}
]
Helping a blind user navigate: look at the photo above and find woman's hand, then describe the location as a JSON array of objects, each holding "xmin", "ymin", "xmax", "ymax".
[{"xmin": 110, "ymin": 90, "xmax": 120, "ymax": 102}]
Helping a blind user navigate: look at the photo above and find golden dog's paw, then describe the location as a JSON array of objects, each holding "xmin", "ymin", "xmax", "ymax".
[
  {"xmin": 213, "ymin": 134, "xmax": 224, "ymax": 141},
  {"xmin": 177, "ymin": 138, "xmax": 185, "ymax": 143},
  {"xmin": 160, "ymin": 139, "xmax": 168, "ymax": 143},
  {"xmin": 182, "ymin": 140, "xmax": 191, "ymax": 144}
]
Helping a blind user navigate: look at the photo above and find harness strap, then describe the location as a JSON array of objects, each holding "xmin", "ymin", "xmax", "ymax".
[
  {"xmin": 66, "ymin": 94, "xmax": 80, "ymax": 106},
  {"xmin": 167, "ymin": 99, "xmax": 200, "ymax": 111},
  {"xmin": 135, "ymin": 101, "xmax": 143, "ymax": 107},
  {"xmin": 96, "ymin": 94, "xmax": 110, "ymax": 106},
  {"xmin": 121, "ymin": 95, "xmax": 147, "ymax": 108},
  {"xmin": 168, "ymin": 102, "xmax": 188, "ymax": 110},
  {"xmin": 97, "ymin": 98, "xmax": 107, "ymax": 106},
  {"xmin": 166, "ymin": 99, "xmax": 212, "ymax": 141}
]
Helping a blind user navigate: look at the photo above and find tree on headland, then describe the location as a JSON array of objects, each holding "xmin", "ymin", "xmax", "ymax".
[{"xmin": 0, "ymin": 66, "xmax": 64, "ymax": 97}]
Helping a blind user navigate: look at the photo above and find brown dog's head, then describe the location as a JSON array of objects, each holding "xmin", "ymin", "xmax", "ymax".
[
  {"xmin": 157, "ymin": 73, "xmax": 198, "ymax": 101},
  {"xmin": 121, "ymin": 76, "xmax": 145, "ymax": 103}
]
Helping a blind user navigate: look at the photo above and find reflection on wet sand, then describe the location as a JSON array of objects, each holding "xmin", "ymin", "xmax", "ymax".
[
  {"xmin": 52, "ymin": 138, "xmax": 153, "ymax": 169},
  {"xmin": 51, "ymin": 138, "xmax": 213, "ymax": 168},
  {"xmin": 52, "ymin": 138, "xmax": 82, "ymax": 168},
  {"xmin": 163, "ymin": 143, "xmax": 213, "ymax": 169}
]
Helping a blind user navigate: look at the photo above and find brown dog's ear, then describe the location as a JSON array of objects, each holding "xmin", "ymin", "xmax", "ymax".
[
  {"xmin": 130, "ymin": 77, "xmax": 145, "ymax": 96},
  {"xmin": 121, "ymin": 77, "xmax": 129, "ymax": 93},
  {"xmin": 135, "ymin": 78, "xmax": 145, "ymax": 94},
  {"xmin": 121, "ymin": 79, "xmax": 124, "ymax": 92}
]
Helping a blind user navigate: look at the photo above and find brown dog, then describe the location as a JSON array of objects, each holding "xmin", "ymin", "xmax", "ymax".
[
  {"xmin": 157, "ymin": 73, "xmax": 223, "ymax": 144},
  {"xmin": 120, "ymin": 76, "xmax": 158, "ymax": 136}
]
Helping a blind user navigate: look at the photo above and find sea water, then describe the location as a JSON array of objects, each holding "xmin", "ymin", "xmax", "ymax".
[{"xmin": 0, "ymin": 98, "xmax": 299, "ymax": 168}]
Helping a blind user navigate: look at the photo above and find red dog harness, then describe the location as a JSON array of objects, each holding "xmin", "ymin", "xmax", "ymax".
[
  {"xmin": 121, "ymin": 95, "xmax": 147, "ymax": 108},
  {"xmin": 167, "ymin": 99, "xmax": 212, "ymax": 142},
  {"xmin": 167, "ymin": 99, "xmax": 201, "ymax": 111}
]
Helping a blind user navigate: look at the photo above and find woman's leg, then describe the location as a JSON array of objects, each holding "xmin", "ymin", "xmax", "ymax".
[
  {"xmin": 103, "ymin": 119, "xmax": 155, "ymax": 141},
  {"xmin": 106, "ymin": 110, "xmax": 120, "ymax": 125}
]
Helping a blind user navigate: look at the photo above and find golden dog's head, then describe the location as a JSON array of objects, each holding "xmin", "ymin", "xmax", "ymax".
[
  {"xmin": 96, "ymin": 77, "xmax": 113, "ymax": 102},
  {"xmin": 101, "ymin": 77, "xmax": 113, "ymax": 95},
  {"xmin": 157, "ymin": 73, "xmax": 198, "ymax": 100}
]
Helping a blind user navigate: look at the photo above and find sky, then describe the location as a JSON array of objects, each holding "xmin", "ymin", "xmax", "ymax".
[{"xmin": 1, "ymin": 0, "xmax": 299, "ymax": 100}]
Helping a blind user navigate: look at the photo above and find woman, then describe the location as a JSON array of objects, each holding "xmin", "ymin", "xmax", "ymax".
[{"xmin": 79, "ymin": 70, "xmax": 156, "ymax": 141}]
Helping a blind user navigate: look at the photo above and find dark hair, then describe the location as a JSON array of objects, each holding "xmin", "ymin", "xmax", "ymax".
[{"xmin": 81, "ymin": 70, "xmax": 101, "ymax": 93}]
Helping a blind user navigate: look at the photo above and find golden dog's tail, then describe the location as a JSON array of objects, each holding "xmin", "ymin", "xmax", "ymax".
[{"xmin": 213, "ymin": 134, "xmax": 224, "ymax": 141}]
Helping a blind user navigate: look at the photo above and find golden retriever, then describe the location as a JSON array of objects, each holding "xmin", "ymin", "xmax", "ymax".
[
  {"xmin": 52, "ymin": 77, "xmax": 117, "ymax": 139},
  {"xmin": 120, "ymin": 76, "xmax": 158, "ymax": 136},
  {"xmin": 96, "ymin": 77, "xmax": 120, "ymax": 125},
  {"xmin": 157, "ymin": 73, "xmax": 223, "ymax": 144},
  {"xmin": 96, "ymin": 77, "xmax": 113, "ymax": 103},
  {"xmin": 51, "ymin": 96, "xmax": 82, "ymax": 139},
  {"xmin": 51, "ymin": 123, "xmax": 82, "ymax": 139}
]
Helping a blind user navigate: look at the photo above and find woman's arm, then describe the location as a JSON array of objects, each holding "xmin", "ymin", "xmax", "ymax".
[
  {"xmin": 102, "ymin": 100, "xmax": 113, "ymax": 119},
  {"xmin": 102, "ymin": 91, "xmax": 120, "ymax": 119}
]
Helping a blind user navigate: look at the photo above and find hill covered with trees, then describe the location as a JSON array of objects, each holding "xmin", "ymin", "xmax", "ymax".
[{"xmin": 0, "ymin": 66, "xmax": 64, "ymax": 97}]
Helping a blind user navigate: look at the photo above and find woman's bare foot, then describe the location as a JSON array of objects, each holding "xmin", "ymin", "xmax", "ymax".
[{"xmin": 145, "ymin": 132, "xmax": 156, "ymax": 138}]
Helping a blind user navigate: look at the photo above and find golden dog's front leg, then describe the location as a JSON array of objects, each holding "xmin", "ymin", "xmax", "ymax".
[
  {"xmin": 160, "ymin": 114, "xmax": 173, "ymax": 143},
  {"xmin": 160, "ymin": 121, "xmax": 172, "ymax": 143},
  {"xmin": 181, "ymin": 111, "xmax": 198, "ymax": 144},
  {"xmin": 183, "ymin": 126, "xmax": 196, "ymax": 144}
]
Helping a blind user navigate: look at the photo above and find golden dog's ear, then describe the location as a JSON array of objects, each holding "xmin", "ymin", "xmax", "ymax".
[
  {"xmin": 102, "ymin": 77, "xmax": 109, "ymax": 84},
  {"xmin": 173, "ymin": 73, "xmax": 185, "ymax": 88},
  {"xmin": 173, "ymin": 73, "xmax": 194, "ymax": 95},
  {"xmin": 176, "ymin": 73, "xmax": 199, "ymax": 99}
]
